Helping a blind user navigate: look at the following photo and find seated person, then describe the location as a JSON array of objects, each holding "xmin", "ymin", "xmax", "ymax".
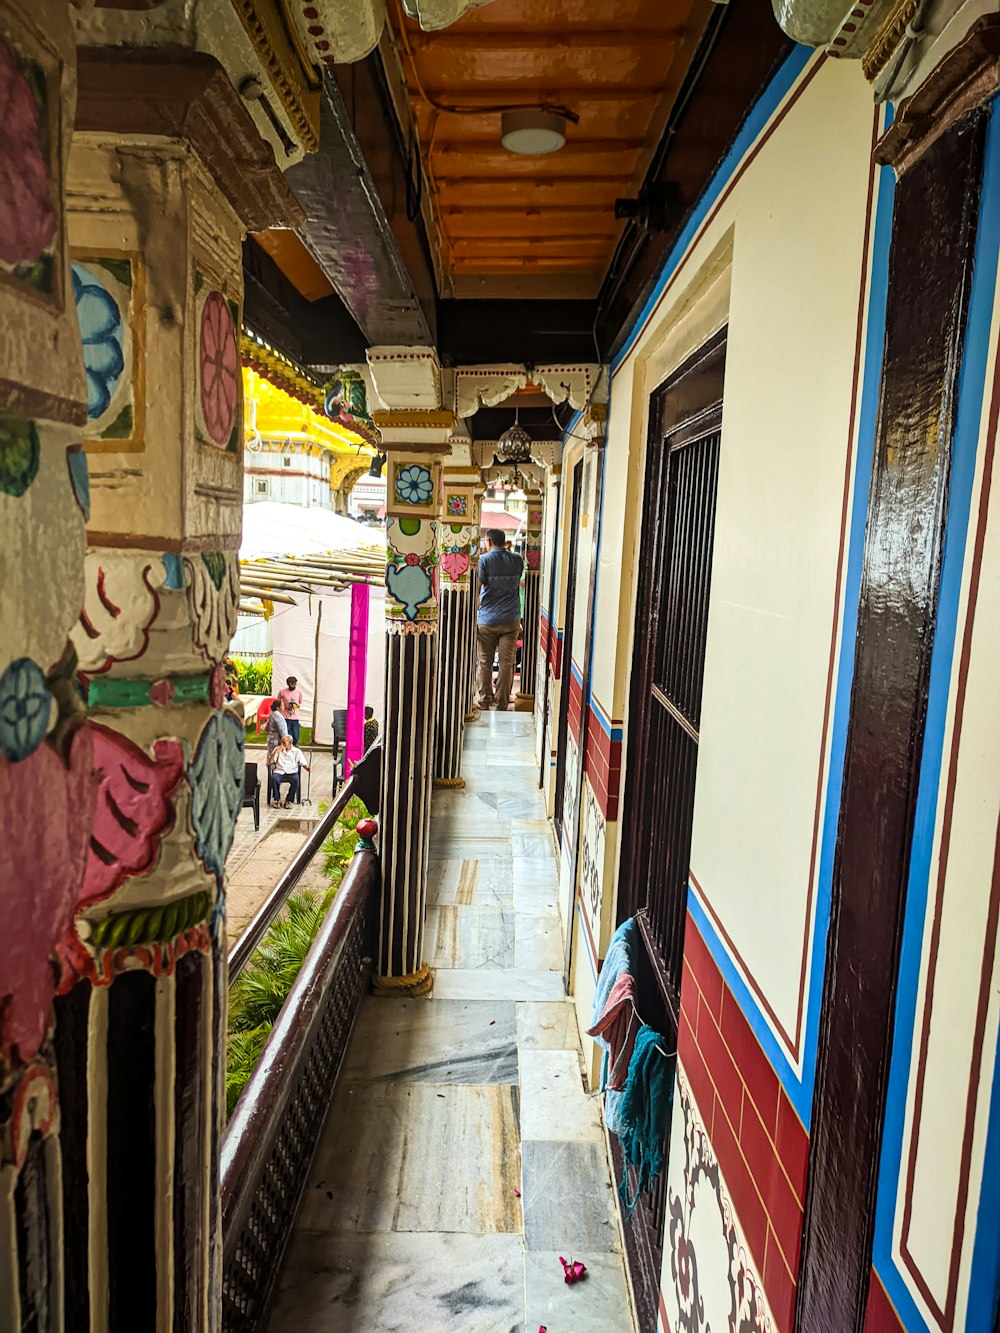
[
  {"xmin": 363, "ymin": 705, "xmax": 380, "ymax": 752},
  {"xmin": 268, "ymin": 733, "xmax": 309, "ymax": 808}
]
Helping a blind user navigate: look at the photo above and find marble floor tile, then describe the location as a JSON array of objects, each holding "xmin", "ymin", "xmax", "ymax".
[
  {"xmin": 341, "ymin": 999, "xmax": 517, "ymax": 1084},
  {"xmin": 496, "ymin": 793, "xmax": 547, "ymax": 820},
  {"xmin": 267, "ymin": 1230, "xmax": 526, "ymax": 1333},
  {"xmin": 432, "ymin": 969, "xmax": 566, "ymax": 1002},
  {"xmin": 511, "ymin": 831, "xmax": 558, "ymax": 858},
  {"xmin": 425, "ymin": 904, "xmax": 515, "ymax": 970},
  {"xmin": 515, "ymin": 913, "xmax": 564, "ymax": 971},
  {"xmin": 521, "ymin": 1140, "xmax": 622, "ymax": 1253},
  {"xmin": 431, "ymin": 811, "xmax": 512, "ymax": 841},
  {"xmin": 297, "ymin": 1083, "xmax": 521, "ymax": 1235},
  {"xmin": 524, "ymin": 1251, "xmax": 634, "ymax": 1332},
  {"xmin": 516, "ymin": 1000, "xmax": 581, "ymax": 1051},
  {"xmin": 519, "ymin": 1049, "xmax": 603, "ymax": 1143},
  {"xmin": 512, "ymin": 857, "xmax": 561, "ymax": 916},
  {"xmin": 425, "ymin": 857, "xmax": 513, "ymax": 908}
]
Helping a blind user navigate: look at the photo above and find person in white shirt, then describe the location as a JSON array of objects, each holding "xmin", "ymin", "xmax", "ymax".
[{"xmin": 268, "ymin": 733, "xmax": 310, "ymax": 808}]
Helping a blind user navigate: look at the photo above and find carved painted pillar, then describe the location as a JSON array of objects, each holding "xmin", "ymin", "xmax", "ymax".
[
  {"xmin": 0, "ymin": 4, "xmax": 90, "ymax": 1325},
  {"xmin": 375, "ymin": 447, "xmax": 446, "ymax": 997},
  {"xmin": 433, "ymin": 471, "xmax": 480, "ymax": 785},
  {"xmin": 55, "ymin": 53, "xmax": 298, "ymax": 1330},
  {"xmin": 516, "ymin": 486, "xmax": 544, "ymax": 710}
]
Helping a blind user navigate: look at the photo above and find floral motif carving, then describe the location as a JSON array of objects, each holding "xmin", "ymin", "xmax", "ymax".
[
  {"xmin": 72, "ymin": 261, "xmax": 125, "ymax": 421},
  {"xmin": 0, "ymin": 32, "xmax": 56, "ymax": 278},
  {"xmin": 187, "ymin": 710, "xmax": 244, "ymax": 879},
  {"xmin": 199, "ymin": 290, "xmax": 239, "ymax": 447},
  {"xmin": 0, "ymin": 657, "xmax": 53, "ymax": 762},
  {"xmin": 186, "ymin": 549, "xmax": 240, "ymax": 661},
  {"xmin": 0, "ymin": 724, "xmax": 97, "ymax": 1063},
  {"xmin": 395, "ymin": 463, "xmax": 434, "ymax": 505},
  {"xmin": 72, "ymin": 554, "xmax": 162, "ymax": 677}
]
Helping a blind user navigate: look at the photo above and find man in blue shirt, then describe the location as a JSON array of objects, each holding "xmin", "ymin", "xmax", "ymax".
[{"xmin": 476, "ymin": 528, "xmax": 524, "ymax": 710}]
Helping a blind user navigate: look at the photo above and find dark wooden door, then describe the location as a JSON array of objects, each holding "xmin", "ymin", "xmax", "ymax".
[
  {"xmin": 553, "ymin": 459, "xmax": 584, "ymax": 830},
  {"xmin": 616, "ymin": 332, "xmax": 725, "ymax": 1332}
]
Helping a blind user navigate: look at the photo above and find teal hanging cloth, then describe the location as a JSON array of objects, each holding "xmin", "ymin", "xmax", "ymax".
[{"xmin": 617, "ymin": 1025, "xmax": 675, "ymax": 1220}]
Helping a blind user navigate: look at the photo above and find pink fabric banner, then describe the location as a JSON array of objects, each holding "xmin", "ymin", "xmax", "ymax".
[{"xmin": 346, "ymin": 582, "xmax": 370, "ymax": 768}]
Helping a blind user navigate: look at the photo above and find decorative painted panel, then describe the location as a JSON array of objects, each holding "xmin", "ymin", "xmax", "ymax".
[
  {"xmin": 388, "ymin": 456, "xmax": 441, "ymax": 519},
  {"xmin": 195, "ymin": 281, "xmax": 240, "ymax": 452},
  {"xmin": 71, "ymin": 252, "xmax": 145, "ymax": 449}
]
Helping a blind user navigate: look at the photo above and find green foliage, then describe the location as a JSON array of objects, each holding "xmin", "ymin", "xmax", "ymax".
[
  {"xmin": 231, "ymin": 656, "xmax": 272, "ymax": 695},
  {"xmin": 226, "ymin": 886, "xmax": 334, "ymax": 1118},
  {"xmin": 321, "ymin": 796, "xmax": 368, "ymax": 882},
  {"xmin": 225, "ymin": 792, "xmax": 370, "ymax": 1119}
]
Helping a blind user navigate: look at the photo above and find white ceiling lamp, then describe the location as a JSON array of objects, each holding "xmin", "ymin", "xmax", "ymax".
[{"xmin": 501, "ymin": 110, "xmax": 568, "ymax": 156}]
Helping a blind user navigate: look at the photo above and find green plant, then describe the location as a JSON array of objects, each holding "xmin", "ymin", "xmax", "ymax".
[
  {"xmin": 321, "ymin": 795, "xmax": 368, "ymax": 883},
  {"xmin": 226, "ymin": 886, "xmax": 334, "ymax": 1117},
  {"xmin": 231, "ymin": 655, "xmax": 272, "ymax": 695}
]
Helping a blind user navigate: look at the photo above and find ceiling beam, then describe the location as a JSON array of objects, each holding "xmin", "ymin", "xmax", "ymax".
[
  {"xmin": 407, "ymin": 29, "xmax": 684, "ymax": 51},
  {"xmin": 414, "ymin": 85, "xmax": 665, "ymax": 104},
  {"xmin": 284, "ymin": 60, "xmax": 437, "ymax": 346}
]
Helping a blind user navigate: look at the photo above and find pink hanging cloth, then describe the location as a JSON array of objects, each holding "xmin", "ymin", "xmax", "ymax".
[
  {"xmin": 345, "ymin": 582, "xmax": 370, "ymax": 769},
  {"xmin": 585, "ymin": 972, "xmax": 639, "ymax": 1091}
]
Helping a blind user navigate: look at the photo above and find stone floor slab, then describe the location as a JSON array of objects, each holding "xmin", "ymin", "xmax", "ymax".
[
  {"xmin": 425, "ymin": 904, "xmax": 515, "ymax": 970},
  {"xmin": 516, "ymin": 1000, "xmax": 581, "ymax": 1051},
  {"xmin": 268, "ymin": 1231, "xmax": 526, "ymax": 1333},
  {"xmin": 521, "ymin": 1140, "xmax": 622, "ymax": 1253},
  {"xmin": 524, "ymin": 1250, "xmax": 634, "ymax": 1332},
  {"xmin": 519, "ymin": 1049, "xmax": 604, "ymax": 1142},
  {"xmin": 341, "ymin": 998, "xmax": 517, "ymax": 1084},
  {"xmin": 297, "ymin": 1083, "xmax": 521, "ymax": 1235},
  {"xmin": 431, "ymin": 969, "xmax": 566, "ymax": 1002}
]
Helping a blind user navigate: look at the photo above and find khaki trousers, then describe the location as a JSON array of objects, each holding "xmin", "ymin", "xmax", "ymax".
[{"xmin": 476, "ymin": 620, "xmax": 520, "ymax": 710}]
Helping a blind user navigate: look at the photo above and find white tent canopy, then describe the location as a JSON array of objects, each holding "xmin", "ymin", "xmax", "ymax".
[
  {"xmin": 240, "ymin": 501, "xmax": 383, "ymax": 561},
  {"xmin": 235, "ymin": 503, "xmax": 386, "ymax": 744}
]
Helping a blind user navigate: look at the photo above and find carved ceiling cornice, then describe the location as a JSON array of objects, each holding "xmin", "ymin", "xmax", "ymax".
[
  {"xmin": 875, "ymin": 15, "xmax": 1000, "ymax": 173},
  {"xmin": 229, "ymin": 0, "xmax": 321, "ymax": 153},
  {"xmin": 75, "ymin": 48, "xmax": 303, "ymax": 230}
]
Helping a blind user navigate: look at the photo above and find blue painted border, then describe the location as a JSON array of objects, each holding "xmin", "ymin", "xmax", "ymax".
[
  {"xmin": 685, "ymin": 113, "xmax": 896, "ymax": 1128},
  {"xmin": 871, "ymin": 102, "xmax": 1000, "ymax": 1333},
  {"xmin": 611, "ymin": 46, "xmax": 814, "ymax": 374}
]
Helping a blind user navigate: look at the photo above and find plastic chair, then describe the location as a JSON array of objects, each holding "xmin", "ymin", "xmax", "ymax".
[
  {"xmin": 332, "ymin": 709, "xmax": 348, "ymax": 793},
  {"xmin": 242, "ymin": 762, "xmax": 261, "ymax": 831}
]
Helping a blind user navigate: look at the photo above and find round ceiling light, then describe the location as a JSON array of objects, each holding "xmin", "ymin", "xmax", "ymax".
[{"xmin": 501, "ymin": 110, "xmax": 567, "ymax": 156}]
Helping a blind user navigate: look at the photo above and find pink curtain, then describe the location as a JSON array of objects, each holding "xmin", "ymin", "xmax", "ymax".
[{"xmin": 346, "ymin": 582, "xmax": 370, "ymax": 768}]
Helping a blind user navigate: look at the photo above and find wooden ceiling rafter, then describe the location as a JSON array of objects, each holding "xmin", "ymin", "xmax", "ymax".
[{"xmin": 387, "ymin": 0, "xmax": 703, "ymax": 294}]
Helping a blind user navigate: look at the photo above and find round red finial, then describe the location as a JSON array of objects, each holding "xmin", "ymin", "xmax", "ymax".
[{"xmin": 356, "ymin": 818, "xmax": 377, "ymax": 839}]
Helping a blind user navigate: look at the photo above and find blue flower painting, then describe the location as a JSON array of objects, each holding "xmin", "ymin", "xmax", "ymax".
[
  {"xmin": 394, "ymin": 463, "xmax": 434, "ymax": 506},
  {"xmin": 72, "ymin": 262, "xmax": 126, "ymax": 422},
  {"xmin": 0, "ymin": 657, "xmax": 51, "ymax": 763}
]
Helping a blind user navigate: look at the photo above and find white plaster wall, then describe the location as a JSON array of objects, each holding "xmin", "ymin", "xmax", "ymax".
[{"xmin": 590, "ymin": 56, "xmax": 878, "ymax": 1061}]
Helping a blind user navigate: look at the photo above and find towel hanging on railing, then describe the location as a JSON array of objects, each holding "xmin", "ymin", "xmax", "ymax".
[{"xmin": 616, "ymin": 1025, "xmax": 676, "ymax": 1220}]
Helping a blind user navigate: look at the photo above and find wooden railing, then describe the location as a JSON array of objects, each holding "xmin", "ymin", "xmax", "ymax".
[
  {"xmin": 220, "ymin": 744, "xmax": 381, "ymax": 1331},
  {"xmin": 227, "ymin": 742, "xmax": 381, "ymax": 983}
]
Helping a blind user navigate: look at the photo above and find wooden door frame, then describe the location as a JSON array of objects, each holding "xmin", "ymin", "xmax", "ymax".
[
  {"xmin": 552, "ymin": 458, "xmax": 584, "ymax": 831},
  {"xmin": 539, "ymin": 473, "xmax": 563, "ymax": 791},
  {"xmin": 796, "ymin": 84, "xmax": 990, "ymax": 1332}
]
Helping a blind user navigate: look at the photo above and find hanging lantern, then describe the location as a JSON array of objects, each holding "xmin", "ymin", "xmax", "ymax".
[{"xmin": 496, "ymin": 408, "xmax": 534, "ymax": 466}]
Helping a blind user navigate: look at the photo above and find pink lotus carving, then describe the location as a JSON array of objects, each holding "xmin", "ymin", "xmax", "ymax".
[
  {"xmin": 440, "ymin": 550, "xmax": 470, "ymax": 582},
  {"xmin": 0, "ymin": 35, "xmax": 57, "ymax": 268},
  {"xmin": 57, "ymin": 724, "xmax": 184, "ymax": 995},
  {"xmin": 200, "ymin": 291, "xmax": 239, "ymax": 445},
  {"xmin": 0, "ymin": 726, "xmax": 96, "ymax": 1064}
]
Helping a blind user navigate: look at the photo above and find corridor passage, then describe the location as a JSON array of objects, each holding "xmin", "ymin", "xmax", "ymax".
[{"xmin": 267, "ymin": 712, "xmax": 634, "ymax": 1331}]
